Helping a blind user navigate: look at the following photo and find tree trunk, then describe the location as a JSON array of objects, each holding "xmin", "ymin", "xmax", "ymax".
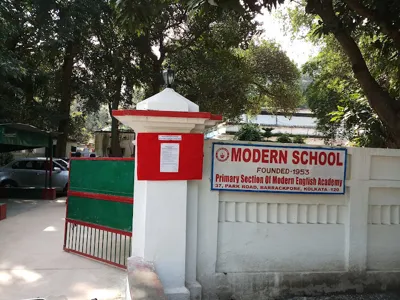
[
  {"xmin": 146, "ymin": 61, "xmax": 163, "ymax": 97},
  {"xmin": 310, "ymin": 0, "xmax": 400, "ymax": 147},
  {"xmin": 108, "ymin": 73, "xmax": 123, "ymax": 157},
  {"xmin": 56, "ymin": 40, "xmax": 78, "ymax": 157},
  {"xmin": 343, "ymin": 0, "xmax": 400, "ymax": 52},
  {"xmin": 23, "ymin": 77, "xmax": 34, "ymax": 123}
]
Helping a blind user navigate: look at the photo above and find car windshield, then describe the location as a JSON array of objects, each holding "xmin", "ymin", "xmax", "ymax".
[{"xmin": 55, "ymin": 159, "xmax": 68, "ymax": 169}]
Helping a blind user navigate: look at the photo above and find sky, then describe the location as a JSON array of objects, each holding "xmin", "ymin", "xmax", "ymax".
[{"xmin": 255, "ymin": 7, "xmax": 319, "ymax": 66}]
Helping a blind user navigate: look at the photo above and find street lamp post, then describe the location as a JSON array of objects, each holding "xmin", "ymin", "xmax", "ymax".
[{"xmin": 162, "ymin": 66, "xmax": 175, "ymax": 88}]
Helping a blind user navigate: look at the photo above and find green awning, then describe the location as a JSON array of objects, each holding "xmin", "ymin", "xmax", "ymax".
[{"xmin": 0, "ymin": 123, "xmax": 53, "ymax": 153}]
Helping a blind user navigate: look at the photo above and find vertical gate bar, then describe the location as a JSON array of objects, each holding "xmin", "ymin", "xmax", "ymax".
[
  {"xmin": 88, "ymin": 227, "xmax": 92, "ymax": 256},
  {"xmin": 65, "ymin": 222, "xmax": 69, "ymax": 249},
  {"xmin": 96, "ymin": 229, "xmax": 101, "ymax": 256},
  {"xmin": 124, "ymin": 235, "xmax": 127, "ymax": 264},
  {"xmin": 96, "ymin": 228, "xmax": 99, "ymax": 257},
  {"xmin": 119, "ymin": 234, "xmax": 122, "ymax": 265},
  {"xmin": 111, "ymin": 233, "xmax": 114, "ymax": 263},
  {"xmin": 79, "ymin": 225, "xmax": 83, "ymax": 252},
  {"xmin": 68, "ymin": 223, "xmax": 73, "ymax": 249},
  {"xmin": 129, "ymin": 236, "xmax": 132, "ymax": 258},
  {"xmin": 93, "ymin": 229, "xmax": 96, "ymax": 257},
  {"xmin": 84, "ymin": 226, "xmax": 88, "ymax": 254},
  {"xmin": 76, "ymin": 225, "xmax": 80, "ymax": 252},
  {"xmin": 68, "ymin": 223, "xmax": 71, "ymax": 248},
  {"xmin": 86, "ymin": 226, "xmax": 89, "ymax": 254},
  {"xmin": 76, "ymin": 225, "xmax": 79, "ymax": 252},
  {"xmin": 76, "ymin": 225, "xmax": 79, "ymax": 251},
  {"xmin": 114, "ymin": 234, "xmax": 118, "ymax": 263},
  {"xmin": 105, "ymin": 231, "xmax": 108, "ymax": 261},
  {"xmin": 92, "ymin": 227, "xmax": 95, "ymax": 256},
  {"xmin": 73, "ymin": 224, "xmax": 77, "ymax": 250},
  {"xmin": 122, "ymin": 235, "xmax": 125, "ymax": 265},
  {"xmin": 83, "ymin": 226, "xmax": 86, "ymax": 254},
  {"xmin": 100, "ymin": 234, "xmax": 104, "ymax": 258},
  {"xmin": 100, "ymin": 231, "xmax": 106, "ymax": 258},
  {"xmin": 75, "ymin": 224, "xmax": 78, "ymax": 251},
  {"xmin": 92, "ymin": 228, "xmax": 96, "ymax": 256},
  {"xmin": 109, "ymin": 232, "xmax": 111, "ymax": 262},
  {"xmin": 109, "ymin": 232, "xmax": 112, "ymax": 262}
]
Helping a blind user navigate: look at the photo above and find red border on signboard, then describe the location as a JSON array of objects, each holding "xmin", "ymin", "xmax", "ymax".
[{"xmin": 210, "ymin": 142, "xmax": 348, "ymax": 195}]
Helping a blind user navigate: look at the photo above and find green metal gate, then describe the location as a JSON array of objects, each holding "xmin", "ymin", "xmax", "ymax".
[{"xmin": 63, "ymin": 157, "xmax": 134, "ymax": 269}]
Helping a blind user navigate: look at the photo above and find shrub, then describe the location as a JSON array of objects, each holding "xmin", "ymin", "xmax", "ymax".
[
  {"xmin": 292, "ymin": 136, "xmax": 305, "ymax": 144},
  {"xmin": 235, "ymin": 124, "xmax": 263, "ymax": 141},
  {"xmin": 276, "ymin": 134, "xmax": 292, "ymax": 143},
  {"xmin": 262, "ymin": 127, "xmax": 274, "ymax": 140}
]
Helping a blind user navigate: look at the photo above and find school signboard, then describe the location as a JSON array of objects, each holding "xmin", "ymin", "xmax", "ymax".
[{"xmin": 211, "ymin": 143, "xmax": 347, "ymax": 194}]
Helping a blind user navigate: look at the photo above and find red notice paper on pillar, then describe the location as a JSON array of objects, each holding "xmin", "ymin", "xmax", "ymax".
[{"xmin": 136, "ymin": 133, "xmax": 204, "ymax": 180}]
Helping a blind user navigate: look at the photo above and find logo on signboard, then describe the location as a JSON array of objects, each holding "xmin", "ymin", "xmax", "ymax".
[{"xmin": 216, "ymin": 148, "xmax": 229, "ymax": 162}]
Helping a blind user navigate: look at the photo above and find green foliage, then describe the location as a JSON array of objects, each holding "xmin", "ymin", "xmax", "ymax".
[
  {"xmin": 189, "ymin": 0, "xmax": 400, "ymax": 147},
  {"xmin": 292, "ymin": 136, "xmax": 305, "ymax": 144},
  {"xmin": 302, "ymin": 35, "xmax": 396, "ymax": 147},
  {"xmin": 276, "ymin": 134, "xmax": 292, "ymax": 143},
  {"xmin": 329, "ymin": 97, "xmax": 392, "ymax": 148},
  {"xmin": 235, "ymin": 124, "xmax": 263, "ymax": 141},
  {"xmin": 0, "ymin": 0, "xmax": 107, "ymax": 144},
  {"xmin": 262, "ymin": 127, "xmax": 274, "ymax": 139},
  {"xmin": 0, "ymin": 153, "xmax": 14, "ymax": 166},
  {"xmin": 0, "ymin": 0, "xmax": 300, "ymax": 150},
  {"xmin": 243, "ymin": 41, "xmax": 302, "ymax": 115},
  {"xmin": 117, "ymin": 0, "xmax": 302, "ymax": 118},
  {"xmin": 172, "ymin": 39, "xmax": 302, "ymax": 119}
]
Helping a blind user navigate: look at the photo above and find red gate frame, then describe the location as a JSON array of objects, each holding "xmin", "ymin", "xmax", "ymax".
[{"xmin": 63, "ymin": 157, "xmax": 134, "ymax": 269}]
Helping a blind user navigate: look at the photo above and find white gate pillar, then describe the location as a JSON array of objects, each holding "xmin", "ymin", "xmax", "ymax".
[{"xmin": 113, "ymin": 88, "xmax": 221, "ymax": 300}]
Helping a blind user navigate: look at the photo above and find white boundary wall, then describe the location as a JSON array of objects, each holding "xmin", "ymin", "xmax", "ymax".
[{"xmin": 185, "ymin": 140, "xmax": 400, "ymax": 300}]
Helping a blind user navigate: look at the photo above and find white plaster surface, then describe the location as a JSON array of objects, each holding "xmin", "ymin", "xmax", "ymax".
[
  {"xmin": 116, "ymin": 88, "xmax": 223, "ymax": 300},
  {"xmin": 217, "ymin": 223, "xmax": 346, "ymax": 272},
  {"xmin": 131, "ymin": 179, "xmax": 190, "ymax": 299},
  {"xmin": 194, "ymin": 141, "xmax": 400, "ymax": 299},
  {"xmin": 137, "ymin": 88, "xmax": 199, "ymax": 112},
  {"xmin": 0, "ymin": 199, "xmax": 126, "ymax": 300},
  {"xmin": 118, "ymin": 91, "xmax": 400, "ymax": 299},
  {"xmin": 367, "ymin": 225, "xmax": 400, "ymax": 270}
]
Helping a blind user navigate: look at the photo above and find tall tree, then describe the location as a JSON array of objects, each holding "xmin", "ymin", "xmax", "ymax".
[
  {"xmin": 52, "ymin": 0, "xmax": 105, "ymax": 157},
  {"xmin": 188, "ymin": 0, "xmax": 400, "ymax": 147},
  {"xmin": 78, "ymin": 1, "xmax": 138, "ymax": 156},
  {"xmin": 171, "ymin": 40, "xmax": 302, "ymax": 118},
  {"xmin": 303, "ymin": 36, "xmax": 394, "ymax": 147},
  {"xmin": 0, "ymin": 0, "xmax": 59, "ymax": 130},
  {"xmin": 119, "ymin": 0, "xmax": 302, "ymax": 117}
]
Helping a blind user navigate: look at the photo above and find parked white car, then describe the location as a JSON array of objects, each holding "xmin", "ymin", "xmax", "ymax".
[{"xmin": 0, "ymin": 158, "xmax": 69, "ymax": 192}]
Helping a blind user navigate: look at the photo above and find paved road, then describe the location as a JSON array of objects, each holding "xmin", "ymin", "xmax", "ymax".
[{"xmin": 0, "ymin": 199, "xmax": 126, "ymax": 300}]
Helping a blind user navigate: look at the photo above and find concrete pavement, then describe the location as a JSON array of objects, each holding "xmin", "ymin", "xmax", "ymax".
[
  {"xmin": 289, "ymin": 294, "xmax": 400, "ymax": 299},
  {"xmin": 0, "ymin": 199, "xmax": 126, "ymax": 300}
]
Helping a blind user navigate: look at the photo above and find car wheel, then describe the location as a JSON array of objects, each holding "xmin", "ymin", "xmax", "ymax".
[
  {"xmin": 0, "ymin": 180, "xmax": 17, "ymax": 188},
  {"xmin": 63, "ymin": 183, "xmax": 68, "ymax": 193}
]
